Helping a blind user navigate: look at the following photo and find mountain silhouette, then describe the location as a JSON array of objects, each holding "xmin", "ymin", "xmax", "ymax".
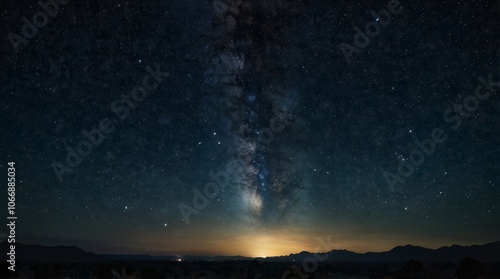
[
  {"xmin": 263, "ymin": 241, "xmax": 500, "ymax": 263},
  {"xmin": 2, "ymin": 241, "xmax": 499, "ymax": 263},
  {"xmin": 0, "ymin": 242, "xmax": 103, "ymax": 262}
]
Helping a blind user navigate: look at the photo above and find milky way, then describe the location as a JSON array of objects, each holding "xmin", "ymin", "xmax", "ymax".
[{"xmin": 205, "ymin": 0, "xmax": 311, "ymax": 224}]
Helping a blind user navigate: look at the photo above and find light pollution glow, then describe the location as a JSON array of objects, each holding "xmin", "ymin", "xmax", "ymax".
[{"xmin": 53, "ymin": 225, "xmax": 500, "ymax": 257}]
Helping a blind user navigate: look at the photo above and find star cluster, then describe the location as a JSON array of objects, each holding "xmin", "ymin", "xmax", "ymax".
[{"xmin": 0, "ymin": 0, "xmax": 498, "ymax": 256}]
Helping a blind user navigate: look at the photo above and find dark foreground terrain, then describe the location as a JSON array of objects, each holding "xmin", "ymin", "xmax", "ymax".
[
  {"xmin": 1, "ymin": 258, "xmax": 500, "ymax": 279},
  {"xmin": 2, "ymin": 242, "xmax": 499, "ymax": 278}
]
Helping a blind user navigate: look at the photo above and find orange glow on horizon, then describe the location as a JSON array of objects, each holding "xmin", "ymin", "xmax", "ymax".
[
  {"xmin": 130, "ymin": 228, "xmax": 340, "ymax": 257},
  {"xmin": 231, "ymin": 234, "xmax": 315, "ymax": 257},
  {"xmin": 78, "ymin": 225, "xmax": 497, "ymax": 257}
]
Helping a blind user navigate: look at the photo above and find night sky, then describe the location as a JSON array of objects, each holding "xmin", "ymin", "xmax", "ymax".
[{"xmin": 0, "ymin": 0, "xmax": 499, "ymax": 257}]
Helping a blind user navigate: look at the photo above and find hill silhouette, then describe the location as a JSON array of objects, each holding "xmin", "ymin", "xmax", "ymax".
[
  {"xmin": 0, "ymin": 242, "xmax": 103, "ymax": 262},
  {"xmin": 2, "ymin": 241, "xmax": 499, "ymax": 263},
  {"xmin": 263, "ymin": 241, "xmax": 500, "ymax": 263}
]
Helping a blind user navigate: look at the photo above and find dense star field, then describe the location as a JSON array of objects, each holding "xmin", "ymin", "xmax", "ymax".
[{"xmin": 0, "ymin": 0, "xmax": 499, "ymax": 257}]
